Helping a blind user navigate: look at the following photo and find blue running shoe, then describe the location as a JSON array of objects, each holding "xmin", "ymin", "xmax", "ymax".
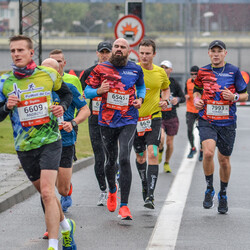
[
  {"xmin": 218, "ymin": 192, "xmax": 228, "ymax": 214},
  {"xmin": 61, "ymin": 196, "xmax": 72, "ymax": 213},
  {"xmin": 203, "ymin": 189, "xmax": 215, "ymax": 209},
  {"xmin": 62, "ymin": 219, "xmax": 77, "ymax": 250}
]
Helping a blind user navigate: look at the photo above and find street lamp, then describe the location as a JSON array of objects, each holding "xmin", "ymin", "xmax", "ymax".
[
  {"xmin": 72, "ymin": 19, "xmax": 103, "ymax": 53},
  {"xmin": 203, "ymin": 11, "xmax": 214, "ymax": 36},
  {"xmin": 72, "ymin": 19, "xmax": 103, "ymax": 37}
]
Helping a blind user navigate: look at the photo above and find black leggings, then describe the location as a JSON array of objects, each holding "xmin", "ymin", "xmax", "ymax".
[
  {"xmin": 100, "ymin": 124, "xmax": 137, "ymax": 204},
  {"xmin": 89, "ymin": 123, "xmax": 106, "ymax": 191},
  {"xmin": 186, "ymin": 112, "xmax": 199, "ymax": 148}
]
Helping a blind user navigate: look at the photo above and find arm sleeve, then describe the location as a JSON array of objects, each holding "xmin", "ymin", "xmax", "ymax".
[
  {"xmin": 175, "ymin": 81, "xmax": 186, "ymax": 103},
  {"xmin": 135, "ymin": 67, "xmax": 146, "ymax": 99},
  {"xmin": 84, "ymin": 85, "xmax": 99, "ymax": 99},
  {"xmin": 54, "ymin": 81, "xmax": 73, "ymax": 111},
  {"xmin": 0, "ymin": 102, "xmax": 10, "ymax": 122},
  {"xmin": 136, "ymin": 84, "xmax": 146, "ymax": 99}
]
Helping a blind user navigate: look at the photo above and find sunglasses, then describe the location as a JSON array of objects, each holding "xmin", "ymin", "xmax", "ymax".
[{"xmin": 190, "ymin": 73, "xmax": 197, "ymax": 75}]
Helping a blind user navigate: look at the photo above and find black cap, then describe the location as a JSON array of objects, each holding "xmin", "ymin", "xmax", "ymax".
[
  {"xmin": 208, "ymin": 40, "xmax": 226, "ymax": 50},
  {"xmin": 190, "ymin": 65, "xmax": 199, "ymax": 72},
  {"xmin": 97, "ymin": 41, "xmax": 112, "ymax": 52}
]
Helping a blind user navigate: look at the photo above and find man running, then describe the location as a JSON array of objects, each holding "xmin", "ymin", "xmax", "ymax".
[
  {"xmin": 158, "ymin": 60, "xmax": 185, "ymax": 173},
  {"xmin": 42, "ymin": 58, "xmax": 90, "ymax": 213},
  {"xmin": 0, "ymin": 35, "xmax": 76, "ymax": 250},
  {"xmin": 193, "ymin": 40, "xmax": 248, "ymax": 214},
  {"xmin": 85, "ymin": 38, "xmax": 146, "ymax": 220},
  {"xmin": 49, "ymin": 49, "xmax": 84, "ymax": 210},
  {"xmin": 185, "ymin": 65, "xmax": 203, "ymax": 160},
  {"xmin": 80, "ymin": 41, "xmax": 112, "ymax": 206},
  {"xmin": 134, "ymin": 39, "xmax": 170, "ymax": 209}
]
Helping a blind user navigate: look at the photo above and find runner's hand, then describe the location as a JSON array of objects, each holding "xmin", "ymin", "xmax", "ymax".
[
  {"xmin": 133, "ymin": 98, "xmax": 142, "ymax": 109},
  {"xmin": 97, "ymin": 79, "xmax": 109, "ymax": 94},
  {"xmin": 159, "ymin": 100, "xmax": 168, "ymax": 110},
  {"xmin": 50, "ymin": 105, "xmax": 64, "ymax": 117},
  {"xmin": 62, "ymin": 121, "xmax": 73, "ymax": 132},
  {"xmin": 7, "ymin": 95, "xmax": 19, "ymax": 110},
  {"xmin": 221, "ymin": 87, "xmax": 234, "ymax": 101},
  {"xmin": 194, "ymin": 98, "xmax": 204, "ymax": 110}
]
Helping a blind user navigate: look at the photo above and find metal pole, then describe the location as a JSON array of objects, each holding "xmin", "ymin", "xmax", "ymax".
[
  {"xmin": 19, "ymin": 0, "xmax": 23, "ymax": 34},
  {"xmin": 38, "ymin": 0, "xmax": 42, "ymax": 65}
]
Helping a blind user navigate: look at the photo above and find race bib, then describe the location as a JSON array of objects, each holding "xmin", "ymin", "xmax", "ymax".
[
  {"xmin": 137, "ymin": 115, "xmax": 152, "ymax": 136},
  {"xmin": 92, "ymin": 97, "xmax": 102, "ymax": 115},
  {"xmin": 107, "ymin": 88, "xmax": 129, "ymax": 110},
  {"xmin": 206, "ymin": 100, "xmax": 229, "ymax": 120},
  {"xmin": 17, "ymin": 96, "xmax": 50, "ymax": 127}
]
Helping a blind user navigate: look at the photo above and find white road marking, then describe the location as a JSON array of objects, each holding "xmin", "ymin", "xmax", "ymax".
[{"xmin": 147, "ymin": 129, "xmax": 199, "ymax": 250}]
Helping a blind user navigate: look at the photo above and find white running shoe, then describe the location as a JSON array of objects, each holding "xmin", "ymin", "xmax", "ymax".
[{"xmin": 97, "ymin": 191, "xmax": 107, "ymax": 206}]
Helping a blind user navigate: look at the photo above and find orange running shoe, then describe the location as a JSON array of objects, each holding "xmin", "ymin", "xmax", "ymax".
[
  {"xmin": 107, "ymin": 186, "xmax": 117, "ymax": 212},
  {"xmin": 118, "ymin": 206, "xmax": 132, "ymax": 220},
  {"xmin": 43, "ymin": 231, "xmax": 48, "ymax": 239}
]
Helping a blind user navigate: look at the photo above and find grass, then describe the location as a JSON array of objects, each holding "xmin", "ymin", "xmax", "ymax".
[{"xmin": 0, "ymin": 116, "xmax": 93, "ymax": 159}]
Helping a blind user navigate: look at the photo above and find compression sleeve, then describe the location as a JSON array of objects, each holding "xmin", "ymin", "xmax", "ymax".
[
  {"xmin": 0, "ymin": 102, "xmax": 10, "ymax": 122},
  {"xmin": 136, "ymin": 84, "xmax": 146, "ymax": 99},
  {"xmin": 84, "ymin": 85, "xmax": 99, "ymax": 99},
  {"xmin": 55, "ymin": 81, "xmax": 73, "ymax": 111}
]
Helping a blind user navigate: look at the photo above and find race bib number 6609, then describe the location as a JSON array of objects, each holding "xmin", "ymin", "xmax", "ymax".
[{"xmin": 17, "ymin": 96, "xmax": 50, "ymax": 127}]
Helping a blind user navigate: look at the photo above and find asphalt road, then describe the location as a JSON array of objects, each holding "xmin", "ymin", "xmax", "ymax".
[{"xmin": 0, "ymin": 105, "xmax": 249, "ymax": 250}]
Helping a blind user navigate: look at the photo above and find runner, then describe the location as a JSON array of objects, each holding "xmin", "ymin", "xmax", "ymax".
[
  {"xmin": 134, "ymin": 39, "xmax": 170, "ymax": 209},
  {"xmin": 158, "ymin": 60, "xmax": 185, "ymax": 173},
  {"xmin": 185, "ymin": 65, "xmax": 203, "ymax": 160},
  {"xmin": 80, "ymin": 41, "xmax": 112, "ymax": 206},
  {"xmin": 42, "ymin": 58, "xmax": 90, "ymax": 213},
  {"xmin": 193, "ymin": 40, "xmax": 248, "ymax": 214},
  {"xmin": 0, "ymin": 35, "xmax": 76, "ymax": 250},
  {"xmin": 49, "ymin": 49, "xmax": 83, "ymax": 210},
  {"xmin": 85, "ymin": 38, "xmax": 146, "ymax": 220}
]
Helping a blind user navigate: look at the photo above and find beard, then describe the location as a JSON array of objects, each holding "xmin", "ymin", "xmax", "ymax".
[{"xmin": 109, "ymin": 53, "xmax": 128, "ymax": 67}]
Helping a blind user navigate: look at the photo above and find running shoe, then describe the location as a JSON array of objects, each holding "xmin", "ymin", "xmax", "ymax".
[
  {"xmin": 47, "ymin": 248, "xmax": 55, "ymax": 250},
  {"xmin": 187, "ymin": 147, "xmax": 197, "ymax": 158},
  {"xmin": 158, "ymin": 149, "xmax": 163, "ymax": 164},
  {"xmin": 144, "ymin": 195, "xmax": 155, "ymax": 209},
  {"xmin": 203, "ymin": 189, "xmax": 215, "ymax": 209},
  {"xmin": 163, "ymin": 162, "xmax": 171, "ymax": 173},
  {"xmin": 61, "ymin": 195, "xmax": 72, "ymax": 213},
  {"xmin": 218, "ymin": 192, "xmax": 228, "ymax": 214},
  {"xmin": 61, "ymin": 219, "xmax": 77, "ymax": 250},
  {"xmin": 97, "ymin": 191, "xmax": 107, "ymax": 206},
  {"xmin": 199, "ymin": 150, "xmax": 203, "ymax": 161},
  {"xmin": 118, "ymin": 206, "xmax": 133, "ymax": 220},
  {"xmin": 107, "ymin": 186, "xmax": 117, "ymax": 212},
  {"xmin": 43, "ymin": 231, "xmax": 49, "ymax": 239}
]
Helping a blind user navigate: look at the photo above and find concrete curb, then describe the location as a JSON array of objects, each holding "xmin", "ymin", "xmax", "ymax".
[{"xmin": 0, "ymin": 156, "xmax": 94, "ymax": 213}]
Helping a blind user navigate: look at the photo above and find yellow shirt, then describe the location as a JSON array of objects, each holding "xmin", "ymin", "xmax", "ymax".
[{"xmin": 138, "ymin": 63, "xmax": 170, "ymax": 118}]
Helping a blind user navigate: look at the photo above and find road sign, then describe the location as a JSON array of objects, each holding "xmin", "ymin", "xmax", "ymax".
[
  {"xmin": 129, "ymin": 49, "xmax": 140, "ymax": 62},
  {"xmin": 114, "ymin": 14, "xmax": 145, "ymax": 47}
]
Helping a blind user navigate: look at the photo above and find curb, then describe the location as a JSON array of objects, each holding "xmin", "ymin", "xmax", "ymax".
[{"xmin": 0, "ymin": 156, "xmax": 94, "ymax": 213}]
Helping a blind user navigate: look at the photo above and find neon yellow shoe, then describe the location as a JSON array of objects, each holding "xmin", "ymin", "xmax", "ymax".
[
  {"xmin": 47, "ymin": 247, "xmax": 55, "ymax": 250},
  {"xmin": 158, "ymin": 150, "xmax": 163, "ymax": 164},
  {"xmin": 164, "ymin": 162, "xmax": 171, "ymax": 173}
]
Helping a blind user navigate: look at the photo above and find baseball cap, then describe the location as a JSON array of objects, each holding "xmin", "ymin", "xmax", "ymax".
[
  {"xmin": 97, "ymin": 41, "xmax": 112, "ymax": 52},
  {"xmin": 208, "ymin": 40, "xmax": 226, "ymax": 50},
  {"xmin": 190, "ymin": 65, "xmax": 199, "ymax": 72},
  {"xmin": 160, "ymin": 60, "xmax": 173, "ymax": 69}
]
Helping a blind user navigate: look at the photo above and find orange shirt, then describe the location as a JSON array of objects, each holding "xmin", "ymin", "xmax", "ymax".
[{"xmin": 186, "ymin": 78, "xmax": 198, "ymax": 113}]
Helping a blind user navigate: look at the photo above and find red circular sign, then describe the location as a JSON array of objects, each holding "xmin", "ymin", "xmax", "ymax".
[{"xmin": 114, "ymin": 15, "xmax": 145, "ymax": 47}]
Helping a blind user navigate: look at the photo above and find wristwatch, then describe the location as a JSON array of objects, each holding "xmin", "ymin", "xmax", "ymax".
[
  {"xmin": 71, "ymin": 120, "xmax": 77, "ymax": 128},
  {"xmin": 233, "ymin": 93, "xmax": 239, "ymax": 102}
]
